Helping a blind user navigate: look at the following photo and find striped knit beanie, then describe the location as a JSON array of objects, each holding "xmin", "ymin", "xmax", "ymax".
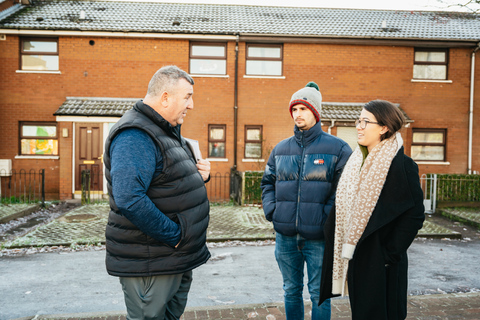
[{"xmin": 289, "ymin": 82, "xmax": 322, "ymax": 123}]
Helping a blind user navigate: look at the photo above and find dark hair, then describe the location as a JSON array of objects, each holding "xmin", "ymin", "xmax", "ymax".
[{"xmin": 364, "ymin": 100, "xmax": 405, "ymax": 141}]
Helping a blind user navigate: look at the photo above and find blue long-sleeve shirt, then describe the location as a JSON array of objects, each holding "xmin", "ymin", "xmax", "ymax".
[{"xmin": 109, "ymin": 128, "xmax": 181, "ymax": 247}]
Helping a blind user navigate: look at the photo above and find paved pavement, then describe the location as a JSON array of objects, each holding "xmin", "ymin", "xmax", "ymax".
[
  {"xmin": 2, "ymin": 203, "xmax": 476, "ymax": 248},
  {"xmin": 10, "ymin": 292, "xmax": 480, "ymax": 320},
  {"xmin": 1, "ymin": 202, "xmax": 480, "ymax": 320}
]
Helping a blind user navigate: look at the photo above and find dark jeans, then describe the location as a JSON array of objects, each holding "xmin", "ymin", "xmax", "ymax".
[{"xmin": 275, "ymin": 233, "xmax": 331, "ymax": 320}]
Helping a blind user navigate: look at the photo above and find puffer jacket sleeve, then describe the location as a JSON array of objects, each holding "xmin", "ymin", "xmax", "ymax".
[
  {"xmin": 261, "ymin": 147, "xmax": 277, "ymax": 222},
  {"xmin": 323, "ymin": 143, "xmax": 353, "ymax": 216}
]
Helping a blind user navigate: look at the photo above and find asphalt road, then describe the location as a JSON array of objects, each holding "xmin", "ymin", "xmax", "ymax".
[{"xmin": 1, "ymin": 239, "xmax": 480, "ymax": 320}]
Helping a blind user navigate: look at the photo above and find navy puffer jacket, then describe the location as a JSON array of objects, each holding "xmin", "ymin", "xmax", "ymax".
[{"xmin": 261, "ymin": 122, "xmax": 352, "ymax": 240}]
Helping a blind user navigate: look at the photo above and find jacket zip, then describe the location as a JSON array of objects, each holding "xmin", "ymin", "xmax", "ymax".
[{"xmin": 296, "ymin": 132, "xmax": 306, "ymax": 232}]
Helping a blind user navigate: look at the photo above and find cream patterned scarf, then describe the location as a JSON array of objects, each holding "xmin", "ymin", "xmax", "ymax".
[{"xmin": 332, "ymin": 132, "xmax": 403, "ymax": 296}]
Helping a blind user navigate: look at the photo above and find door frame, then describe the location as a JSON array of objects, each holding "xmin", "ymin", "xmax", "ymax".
[{"xmin": 57, "ymin": 116, "xmax": 120, "ymax": 197}]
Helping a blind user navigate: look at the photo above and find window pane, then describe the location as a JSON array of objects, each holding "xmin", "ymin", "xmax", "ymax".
[
  {"xmin": 22, "ymin": 125, "xmax": 57, "ymax": 137},
  {"xmin": 191, "ymin": 45, "xmax": 225, "ymax": 57},
  {"xmin": 23, "ymin": 40, "xmax": 57, "ymax": 53},
  {"xmin": 411, "ymin": 146, "xmax": 444, "ymax": 161},
  {"xmin": 413, "ymin": 132, "xmax": 444, "ymax": 144},
  {"xmin": 209, "ymin": 142, "xmax": 225, "ymax": 157},
  {"xmin": 245, "ymin": 142, "xmax": 262, "ymax": 158},
  {"xmin": 248, "ymin": 47, "xmax": 281, "ymax": 58},
  {"xmin": 413, "ymin": 65, "xmax": 446, "ymax": 80},
  {"xmin": 21, "ymin": 139, "xmax": 58, "ymax": 155},
  {"xmin": 190, "ymin": 59, "xmax": 226, "ymax": 74},
  {"xmin": 246, "ymin": 128, "xmax": 261, "ymax": 141},
  {"xmin": 210, "ymin": 127, "xmax": 225, "ymax": 140},
  {"xmin": 415, "ymin": 51, "xmax": 446, "ymax": 63},
  {"xmin": 246, "ymin": 60, "xmax": 282, "ymax": 76},
  {"xmin": 22, "ymin": 55, "xmax": 59, "ymax": 71}
]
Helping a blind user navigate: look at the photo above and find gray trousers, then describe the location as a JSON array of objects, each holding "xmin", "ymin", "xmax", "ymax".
[{"xmin": 119, "ymin": 270, "xmax": 193, "ymax": 320}]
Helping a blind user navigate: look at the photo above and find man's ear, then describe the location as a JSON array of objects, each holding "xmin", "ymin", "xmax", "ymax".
[{"xmin": 160, "ymin": 91, "xmax": 169, "ymax": 107}]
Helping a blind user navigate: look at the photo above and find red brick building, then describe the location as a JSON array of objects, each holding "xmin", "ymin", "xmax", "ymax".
[{"xmin": 1, "ymin": 0, "xmax": 479, "ymax": 200}]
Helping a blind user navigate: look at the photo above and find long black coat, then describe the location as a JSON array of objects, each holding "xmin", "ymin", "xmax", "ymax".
[{"xmin": 319, "ymin": 147, "xmax": 425, "ymax": 320}]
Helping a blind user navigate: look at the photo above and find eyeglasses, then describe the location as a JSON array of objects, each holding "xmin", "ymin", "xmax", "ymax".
[{"xmin": 355, "ymin": 119, "xmax": 380, "ymax": 129}]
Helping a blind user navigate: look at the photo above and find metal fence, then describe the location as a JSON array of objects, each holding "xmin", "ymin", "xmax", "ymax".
[
  {"xmin": 230, "ymin": 170, "xmax": 263, "ymax": 206},
  {"xmin": 421, "ymin": 173, "xmax": 480, "ymax": 214},
  {"xmin": 78, "ymin": 170, "xmax": 235, "ymax": 205},
  {"xmin": 420, "ymin": 174, "xmax": 437, "ymax": 214},
  {"xmin": 0, "ymin": 169, "xmax": 45, "ymax": 206},
  {"xmin": 80, "ymin": 169, "xmax": 106, "ymax": 204},
  {"xmin": 435, "ymin": 174, "xmax": 480, "ymax": 202},
  {"xmin": 207, "ymin": 172, "xmax": 231, "ymax": 204}
]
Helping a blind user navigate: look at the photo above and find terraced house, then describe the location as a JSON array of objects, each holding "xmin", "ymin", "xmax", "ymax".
[{"xmin": 0, "ymin": 0, "xmax": 479, "ymax": 201}]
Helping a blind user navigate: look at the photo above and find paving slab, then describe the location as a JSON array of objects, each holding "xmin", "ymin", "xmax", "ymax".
[
  {"xmin": 3, "ymin": 204, "xmax": 109, "ymax": 248},
  {"xmin": 0, "ymin": 203, "xmax": 40, "ymax": 223},
  {"xmin": 2, "ymin": 203, "xmax": 472, "ymax": 248},
  {"xmin": 10, "ymin": 292, "xmax": 480, "ymax": 320},
  {"xmin": 418, "ymin": 220, "xmax": 462, "ymax": 239},
  {"xmin": 440, "ymin": 207, "xmax": 480, "ymax": 229},
  {"xmin": 2, "ymin": 205, "xmax": 276, "ymax": 248}
]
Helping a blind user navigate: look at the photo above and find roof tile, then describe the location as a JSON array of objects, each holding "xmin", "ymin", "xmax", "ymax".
[{"xmin": 1, "ymin": 1, "xmax": 479, "ymax": 41}]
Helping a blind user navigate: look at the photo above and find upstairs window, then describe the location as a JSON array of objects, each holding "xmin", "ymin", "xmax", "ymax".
[
  {"xmin": 413, "ymin": 48, "xmax": 448, "ymax": 80},
  {"xmin": 411, "ymin": 129, "xmax": 446, "ymax": 161},
  {"xmin": 190, "ymin": 43, "xmax": 227, "ymax": 75},
  {"xmin": 246, "ymin": 44, "xmax": 282, "ymax": 76},
  {"xmin": 244, "ymin": 125, "xmax": 263, "ymax": 158},
  {"xmin": 19, "ymin": 122, "xmax": 58, "ymax": 155},
  {"xmin": 208, "ymin": 124, "xmax": 226, "ymax": 158},
  {"xmin": 21, "ymin": 37, "xmax": 59, "ymax": 71}
]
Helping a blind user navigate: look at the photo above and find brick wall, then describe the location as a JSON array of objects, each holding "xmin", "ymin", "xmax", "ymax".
[{"xmin": 1, "ymin": 34, "xmax": 478, "ymax": 199}]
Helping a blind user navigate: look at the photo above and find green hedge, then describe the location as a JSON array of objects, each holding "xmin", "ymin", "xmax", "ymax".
[
  {"xmin": 430, "ymin": 174, "xmax": 480, "ymax": 202},
  {"xmin": 244, "ymin": 171, "xmax": 263, "ymax": 204}
]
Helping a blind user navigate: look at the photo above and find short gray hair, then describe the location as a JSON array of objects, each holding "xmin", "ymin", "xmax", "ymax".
[{"xmin": 146, "ymin": 65, "xmax": 194, "ymax": 97}]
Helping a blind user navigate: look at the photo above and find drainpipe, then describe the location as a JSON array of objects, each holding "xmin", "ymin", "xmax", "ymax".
[
  {"xmin": 233, "ymin": 34, "xmax": 239, "ymax": 171},
  {"xmin": 468, "ymin": 42, "xmax": 480, "ymax": 174},
  {"xmin": 328, "ymin": 120, "xmax": 335, "ymax": 134}
]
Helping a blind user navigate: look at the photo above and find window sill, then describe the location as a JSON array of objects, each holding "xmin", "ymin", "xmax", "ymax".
[
  {"xmin": 411, "ymin": 79, "xmax": 452, "ymax": 84},
  {"xmin": 190, "ymin": 74, "xmax": 229, "ymax": 78},
  {"xmin": 15, "ymin": 155, "xmax": 59, "ymax": 160},
  {"xmin": 206, "ymin": 158, "xmax": 229, "ymax": 162},
  {"xmin": 242, "ymin": 159, "xmax": 265, "ymax": 162},
  {"xmin": 243, "ymin": 75, "xmax": 286, "ymax": 79},
  {"xmin": 16, "ymin": 70, "xmax": 62, "ymax": 74},
  {"xmin": 415, "ymin": 161, "xmax": 450, "ymax": 165}
]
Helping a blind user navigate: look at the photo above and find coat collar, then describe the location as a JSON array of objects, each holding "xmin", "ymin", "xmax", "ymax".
[
  {"xmin": 294, "ymin": 121, "xmax": 323, "ymax": 147},
  {"xmin": 134, "ymin": 100, "xmax": 182, "ymax": 142},
  {"xmin": 359, "ymin": 146, "xmax": 416, "ymax": 242}
]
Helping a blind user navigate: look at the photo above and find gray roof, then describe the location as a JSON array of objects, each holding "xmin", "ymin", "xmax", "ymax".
[
  {"xmin": 321, "ymin": 102, "xmax": 412, "ymax": 122},
  {"xmin": 54, "ymin": 97, "xmax": 138, "ymax": 117},
  {"xmin": 55, "ymin": 98, "xmax": 412, "ymax": 122},
  {"xmin": 1, "ymin": 0, "xmax": 480, "ymax": 41}
]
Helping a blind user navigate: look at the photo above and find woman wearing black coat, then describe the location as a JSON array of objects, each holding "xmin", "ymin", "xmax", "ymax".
[{"xmin": 319, "ymin": 100, "xmax": 425, "ymax": 320}]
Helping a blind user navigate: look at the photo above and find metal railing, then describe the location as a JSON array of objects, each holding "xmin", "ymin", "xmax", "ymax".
[
  {"xmin": 207, "ymin": 172, "xmax": 231, "ymax": 204},
  {"xmin": 435, "ymin": 174, "xmax": 480, "ymax": 202},
  {"xmin": 80, "ymin": 169, "xmax": 106, "ymax": 204},
  {"xmin": 230, "ymin": 170, "xmax": 263, "ymax": 206},
  {"xmin": 0, "ymin": 169, "xmax": 45, "ymax": 206},
  {"xmin": 421, "ymin": 173, "xmax": 480, "ymax": 213},
  {"xmin": 420, "ymin": 174, "xmax": 437, "ymax": 214}
]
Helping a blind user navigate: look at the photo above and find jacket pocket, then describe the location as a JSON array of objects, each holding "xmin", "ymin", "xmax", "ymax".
[{"xmin": 175, "ymin": 213, "xmax": 187, "ymax": 250}]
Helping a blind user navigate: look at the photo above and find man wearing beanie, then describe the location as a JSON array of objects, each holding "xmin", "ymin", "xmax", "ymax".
[{"xmin": 261, "ymin": 82, "xmax": 352, "ymax": 320}]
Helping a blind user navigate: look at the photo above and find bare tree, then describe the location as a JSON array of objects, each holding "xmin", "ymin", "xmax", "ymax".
[{"xmin": 437, "ymin": 0, "xmax": 480, "ymax": 13}]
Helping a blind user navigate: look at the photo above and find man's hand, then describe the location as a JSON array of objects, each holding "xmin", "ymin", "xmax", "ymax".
[{"xmin": 196, "ymin": 159, "xmax": 211, "ymax": 181}]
